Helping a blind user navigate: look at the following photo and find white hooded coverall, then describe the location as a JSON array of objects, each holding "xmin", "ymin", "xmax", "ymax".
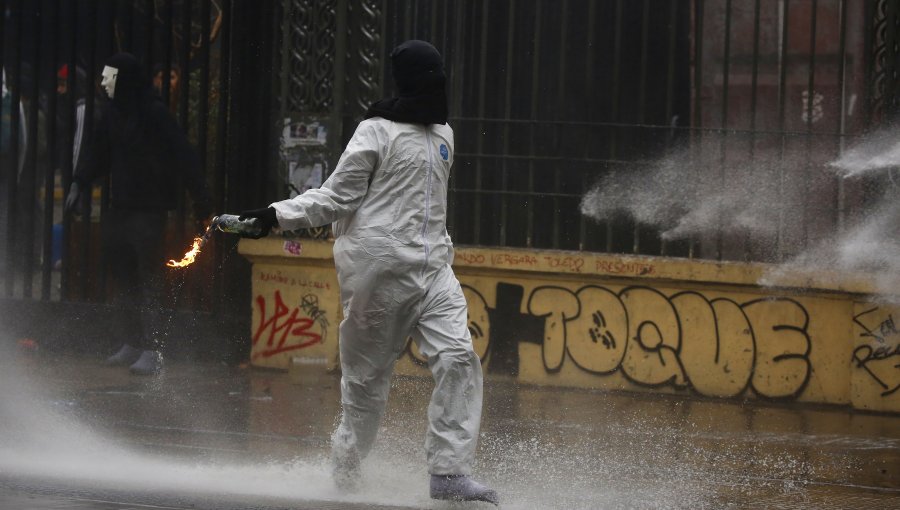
[{"xmin": 271, "ymin": 117, "xmax": 483, "ymax": 475}]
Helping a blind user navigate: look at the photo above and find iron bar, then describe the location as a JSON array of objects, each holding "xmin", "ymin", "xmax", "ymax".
[
  {"xmin": 22, "ymin": 0, "xmax": 42, "ymax": 299},
  {"xmin": 580, "ymin": 0, "xmax": 596, "ymax": 252},
  {"xmin": 835, "ymin": 0, "xmax": 848, "ymax": 233},
  {"xmin": 97, "ymin": 3, "xmax": 117, "ymax": 300},
  {"xmin": 430, "ymin": 0, "xmax": 437, "ymax": 40},
  {"xmin": 661, "ymin": 0, "xmax": 680, "ymax": 256},
  {"xmin": 553, "ymin": 0, "xmax": 570, "ymax": 250},
  {"xmin": 144, "ymin": 0, "xmax": 154, "ymax": 75},
  {"xmin": 473, "ymin": 0, "xmax": 489, "ymax": 245},
  {"xmin": 605, "ymin": 0, "xmax": 622, "ymax": 253},
  {"xmin": 689, "ymin": 0, "xmax": 704, "ymax": 259},
  {"xmin": 499, "ymin": 0, "xmax": 515, "ymax": 246},
  {"xmin": 776, "ymin": 0, "xmax": 790, "ymax": 261},
  {"xmin": 79, "ymin": 0, "xmax": 98, "ymax": 301},
  {"xmin": 449, "ymin": 188, "xmax": 582, "ymax": 199},
  {"xmin": 176, "ymin": 0, "xmax": 192, "ymax": 241},
  {"xmin": 635, "ymin": 0, "xmax": 651, "ymax": 254},
  {"xmin": 121, "ymin": 0, "xmax": 134, "ymax": 52},
  {"xmin": 162, "ymin": 0, "xmax": 174, "ymax": 110},
  {"xmin": 331, "ymin": 0, "xmax": 348, "ymax": 167},
  {"xmin": 4, "ymin": 0, "xmax": 22, "ymax": 297},
  {"xmin": 198, "ymin": 0, "xmax": 211, "ymax": 193},
  {"xmin": 214, "ymin": 0, "xmax": 230, "ymax": 215},
  {"xmin": 60, "ymin": 0, "xmax": 77, "ymax": 300},
  {"xmin": 525, "ymin": 0, "xmax": 541, "ymax": 249},
  {"xmin": 446, "ymin": 115, "xmax": 852, "ymax": 138},
  {"xmin": 447, "ymin": 0, "xmax": 465, "ymax": 239},
  {"xmin": 802, "ymin": 0, "xmax": 818, "ymax": 250},
  {"xmin": 716, "ymin": 0, "xmax": 733, "ymax": 261},
  {"xmin": 744, "ymin": 0, "xmax": 762, "ymax": 261},
  {"xmin": 179, "ymin": 0, "xmax": 191, "ymax": 128},
  {"xmin": 0, "ymin": 0, "xmax": 5, "ymax": 286},
  {"xmin": 42, "ymin": 0, "xmax": 60, "ymax": 300}
]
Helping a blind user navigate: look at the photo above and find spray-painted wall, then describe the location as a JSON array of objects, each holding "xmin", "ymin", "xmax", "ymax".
[{"xmin": 240, "ymin": 238, "xmax": 899, "ymax": 414}]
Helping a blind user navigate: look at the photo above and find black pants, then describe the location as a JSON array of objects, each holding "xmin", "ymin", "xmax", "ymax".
[{"xmin": 102, "ymin": 209, "xmax": 168, "ymax": 351}]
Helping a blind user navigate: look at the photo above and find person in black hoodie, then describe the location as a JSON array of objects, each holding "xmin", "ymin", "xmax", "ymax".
[{"xmin": 66, "ymin": 53, "xmax": 212, "ymax": 375}]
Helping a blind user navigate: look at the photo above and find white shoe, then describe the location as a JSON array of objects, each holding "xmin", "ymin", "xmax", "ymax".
[
  {"xmin": 106, "ymin": 344, "xmax": 142, "ymax": 366},
  {"xmin": 129, "ymin": 350, "xmax": 162, "ymax": 376},
  {"xmin": 430, "ymin": 475, "xmax": 499, "ymax": 505},
  {"xmin": 331, "ymin": 428, "xmax": 361, "ymax": 492}
]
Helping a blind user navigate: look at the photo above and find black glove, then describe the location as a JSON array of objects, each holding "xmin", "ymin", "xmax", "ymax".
[
  {"xmin": 238, "ymin": 206, "xmax": 278, "ymax": 239},
  {"xmin": 64, "ymin": 182, "xmax": 82, "ymax": 214}
]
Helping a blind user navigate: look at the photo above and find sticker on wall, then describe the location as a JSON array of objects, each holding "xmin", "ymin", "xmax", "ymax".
[
  {"xmin": 283, "ymin": 240, "xmax": 302, "ymax": 256},
  {"xmin": 282, "ymin": 118, "xmax": 327, "ymax": 148}
]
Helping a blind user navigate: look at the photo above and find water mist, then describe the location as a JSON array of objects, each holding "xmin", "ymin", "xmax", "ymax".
[{"xmin": 580, "ymin": 133, "xmax": 900, "ymax": 297}]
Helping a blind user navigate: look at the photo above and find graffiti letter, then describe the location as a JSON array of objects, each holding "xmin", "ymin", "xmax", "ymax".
[
  {"xmin": 619, "ymin": 287, "xmax": 686, "ymax": 387},
  {"xmin": 464, "ymin": 285, "xmax": 491, "ymax": 360},
  {"xmin": 852, "ymin": 307, "xmax": 900, "ymax": 397},
  {"xmin": 528, "ymin": 286, "xmax": 580, "ymax": 372},
  {"xmin": 487, "ymin": 283, "xmax": 545, "ymax": 375},
  {"xmin": 565, "ymin": 286, "xmax": 627, "ymax": 374},
  {"xmin": 742, "ymin": 298, "xmax": 811, "ymax": 399},
  {"xmin": 252, "ymin": 290, "xmax": 323, "ymax": 360},
  {"xmin": 673, "ymin": 293, "xmax": 754, "ymax": 397}
]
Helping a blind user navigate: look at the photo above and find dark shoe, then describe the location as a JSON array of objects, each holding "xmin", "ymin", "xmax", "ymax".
[
  {"xmin": 106, "ymin": 344, "xmax": 142, "ymax": 366},
  {"xmin": 129, "ymin": 350, "xmax": 162, "ymax": 376},
  {"xmin": 430, "ymin": 475, "xmax": 499, "ymax": 506}
]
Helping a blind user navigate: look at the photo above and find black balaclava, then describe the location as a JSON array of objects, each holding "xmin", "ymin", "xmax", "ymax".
[
  {"xmin": 365, "ymin": 40, "xmax": 448, "ymax": 125},
  {"xmin": 104, "ymin": 52, "xmax": 155, "ymax": 112}
]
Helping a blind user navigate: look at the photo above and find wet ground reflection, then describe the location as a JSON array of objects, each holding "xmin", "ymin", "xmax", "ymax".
[{"xmin": 0, "ymin": 350, "xmax": 898, "ymax": 509}]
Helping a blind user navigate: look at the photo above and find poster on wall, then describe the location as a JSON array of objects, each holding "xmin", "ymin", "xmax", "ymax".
[
  {"xmin": 278, "ymin": 116, "xmax": 332, "ymax": 239},
  {"xmin": 282, "ymin": 118, "xmax": 327, "ymax": 148}
]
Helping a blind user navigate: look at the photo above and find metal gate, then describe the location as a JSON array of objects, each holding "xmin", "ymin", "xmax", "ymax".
[
  {"xmin": 276, "ymin": 0, "xmax": 896, "ymax": 264},
  {"xmin": 2, "ymin": 0, "xmax": 899, "ymax": 351}
]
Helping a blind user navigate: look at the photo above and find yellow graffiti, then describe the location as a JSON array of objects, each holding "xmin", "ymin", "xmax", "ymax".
[
  {"xmin": 431, "ymin": 282, "xmax": 813, "ymax": 400},
  {"xmin": 528, "ymin": 286, "xmax": 578, "ymax": 372},
  {"xmin": 674, "ymin": 293, "xmax": 754, "ymax": 397}
]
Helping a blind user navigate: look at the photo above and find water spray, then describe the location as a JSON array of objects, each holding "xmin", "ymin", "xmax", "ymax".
[{"xmin": 166, "ymin": 214, "xmax": 266, "ymax": 268}]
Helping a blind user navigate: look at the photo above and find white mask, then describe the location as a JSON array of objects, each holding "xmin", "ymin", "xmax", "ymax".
[{"xmin": 101, "ymin": 65, "xmax": 118, "ymax": 99}]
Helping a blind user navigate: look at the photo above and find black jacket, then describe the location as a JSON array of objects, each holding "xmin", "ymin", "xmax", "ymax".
[{"xmin": 74, "ymin": 53, "xmax": 211, "ymax": 218}]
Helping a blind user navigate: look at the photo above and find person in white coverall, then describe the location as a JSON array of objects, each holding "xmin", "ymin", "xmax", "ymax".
[{"xmin": 239, "ymin": 40, "xmax": 498, "ymax": 505}]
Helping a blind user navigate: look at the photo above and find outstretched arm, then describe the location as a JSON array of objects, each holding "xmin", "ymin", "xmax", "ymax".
[{"xmin": 270, "ymin": 121, "xmax": 383, "ymax": 231}]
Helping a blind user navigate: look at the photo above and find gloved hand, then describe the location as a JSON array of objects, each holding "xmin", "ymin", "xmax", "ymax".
[
  {"xmin": 64, "ymin": 182, "xmax": 81, "ymax": 213},
  {"xmin": 238, "ymin": 206, "xmax": 278, "ymax": 239}
]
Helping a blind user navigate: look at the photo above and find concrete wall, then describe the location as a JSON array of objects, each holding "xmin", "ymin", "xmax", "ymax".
[{"xmin": 239, "ymin": 238, "xmax": 900, "ymax": 414}]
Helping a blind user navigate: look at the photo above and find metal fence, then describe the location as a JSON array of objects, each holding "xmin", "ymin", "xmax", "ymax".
[
  {"xmin": 0, "ymin": 0, "xmax": 276, "ymax": 319},
  {"xmin": 2, "ymin": 0, "xmax": 898, "ymax": 312},
  {"xmin": 378, "ymin": 0, "xmax": 888, "ymax": 261},
  {"xmin": 275, "ymin": 0, "xmax": 895, "ymax": 263}
]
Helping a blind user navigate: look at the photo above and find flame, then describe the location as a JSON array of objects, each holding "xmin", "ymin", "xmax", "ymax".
[{"xmin": 167, "ymin": 236, "xmax": 205, "ymax": 268}]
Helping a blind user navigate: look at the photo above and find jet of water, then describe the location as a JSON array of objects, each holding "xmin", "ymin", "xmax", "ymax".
[{"xmin": 829, "ymin": 127, "xmax": 900, "ymax": 179}]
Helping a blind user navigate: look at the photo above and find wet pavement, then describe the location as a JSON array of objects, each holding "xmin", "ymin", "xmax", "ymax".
[{"xmin": 0, "ymin": 347, "xmax": 898, "ymax": 509}]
